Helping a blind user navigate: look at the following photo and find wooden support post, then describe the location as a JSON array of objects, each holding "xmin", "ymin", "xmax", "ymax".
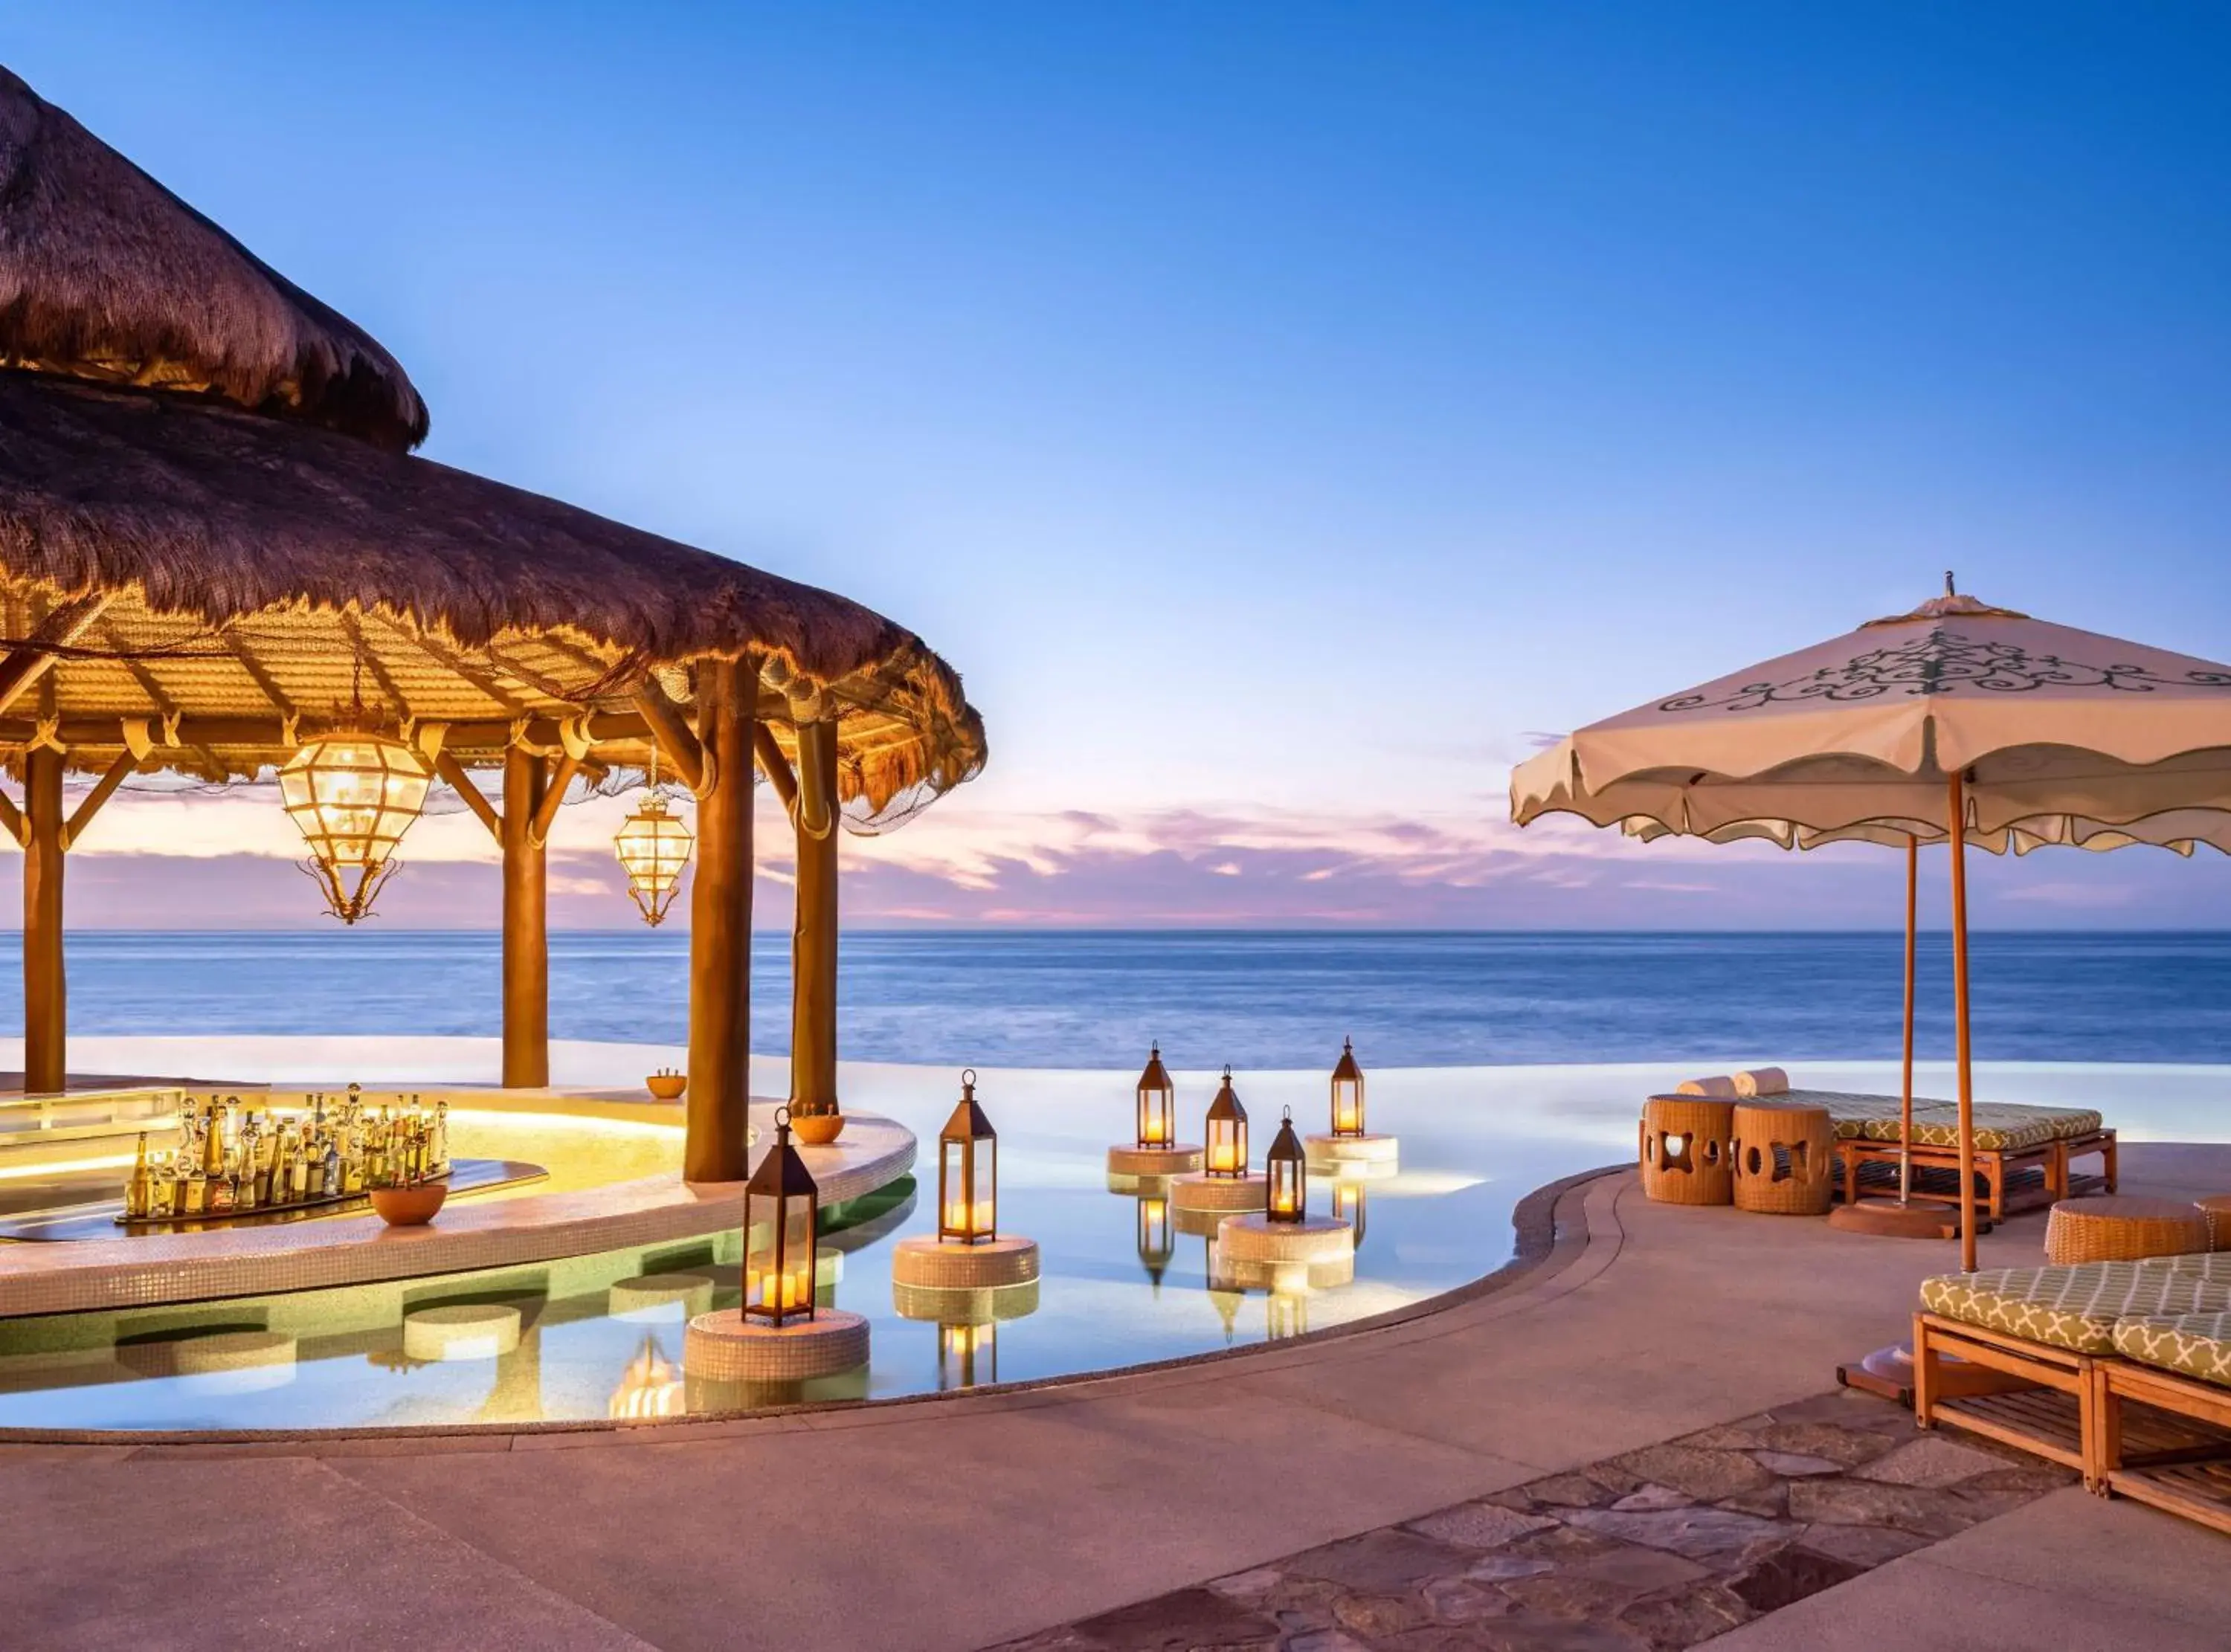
[
  {"xmin": 62, "ymin": 751, "xmax": 138, "ymax": 848},
  {"xmin": 433, "ymin": 751, "xmax": 503, "ymax": 842},
  {"xmin": 686, "ymin": 657, "xmax": 756, "ymax": 1181},
  {"xmin": 1948, "ymin": 771, "xmax": 1977, "ymax": 1274},
  {"xmin": 22, "ymin": 747, "xmax": 65, "ymax": 1094},
  {"xmin": 0, "ymin": 593, "xmax": 110, "ymax": 722},
  {"xmin": 753, "ymin": 724, "xmax": 799, "ymax": 813},
  {"xmin": 790, "ymin": 718, "xmax": 840, "ymax": 1114},
  {"xmin": 501, "ymin": 746, "xmax": 549, "ymax": 1090}
]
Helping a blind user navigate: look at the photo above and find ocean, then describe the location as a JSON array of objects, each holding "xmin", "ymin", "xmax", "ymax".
[{"xmin": 4, "ymin": 929, "xmax": 2227, "ymax": 1069}]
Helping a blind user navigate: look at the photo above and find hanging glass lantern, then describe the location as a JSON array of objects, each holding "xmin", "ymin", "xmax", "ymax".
[
  {"xmin": 744, "ymin": 1107, "xmax": 819, "ymax": 1326},
  {"xmin": 1204, "ymin": 1066, "xmax": 1248, "ymax": 1178},
  {"xmin": 1333, "ymin": 1180, "xmax": 1368, "ymax": 1250},
  {"xmin": 279, "ymin": 729, "xmax": 432, "ymax": 923},
  {"xmin": 1330, "ymin": 1037, "xmax": 1366, "ymax": 1138},
  {"xmin": 1266, "ymin": 1106, "xmax": 1306, "ymax": 1222},
  {"xmin": 938, "ymin": 1320, "xmax": 996, "ymax": 1388},
  {"xmin": 1136, "ymin": 1193, "xmax": 1174, "ymax": 1286},
  {"xmin": 614, "ymin": 790, "xmax": 695, "ymax": 926},
  {"xmin": 1135, "ymin": 1044, "xmax": 1175, "ymax": 1149},
  {"xmin": 938, "ymin": 1070, "xmax": 997, "ymax": 1243}
]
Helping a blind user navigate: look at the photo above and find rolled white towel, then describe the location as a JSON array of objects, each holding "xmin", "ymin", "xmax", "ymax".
[
  {"xmin": 1733, "ymin": 1068, "xmax": 1790, "ymax": 1097},
  {"xmin": 1676, "ymin": 1075, "xmax": 1738, "ymax": 1097}
]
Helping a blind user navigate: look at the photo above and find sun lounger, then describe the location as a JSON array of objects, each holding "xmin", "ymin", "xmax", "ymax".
[
  {"xmin": 1912, "ymin": 1258, "xmax": 2231, "ymax": 1526},
  {"xmin": 1792, "ymin": 1088, "xmax": 2116, "ymax": 1222}
]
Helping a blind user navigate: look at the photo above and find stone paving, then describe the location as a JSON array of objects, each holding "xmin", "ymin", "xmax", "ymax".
[{"xmin": 991, "ymin": 1389, "xmax": 2074, "ymax": 1651}]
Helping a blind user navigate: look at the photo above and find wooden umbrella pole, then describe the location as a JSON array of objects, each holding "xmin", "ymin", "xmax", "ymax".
[
  {"xmin": 1947, "ymin": 772, "xmax": 1977, "ymax": 1271},
  {"xmin": 1899, "ymin": 833, "xmax": 1918, "ymax": 1204}
]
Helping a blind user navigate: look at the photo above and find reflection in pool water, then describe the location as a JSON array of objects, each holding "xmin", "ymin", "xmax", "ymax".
[{"xmin": 1, "ymin": 1059, "xmax": 2225, "ymax": 1433}]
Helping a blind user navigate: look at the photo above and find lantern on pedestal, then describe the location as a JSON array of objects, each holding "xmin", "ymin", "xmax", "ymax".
[
  {"xmin": 1204, "ymin": 1066, "xmax": 1248, "ymax": 1178},
  {"xmin": 1266, "ymin": 1106, "xmax": 1306, "ymax": 1223},
  {"xmin": 743, "ymin": 1108, "xmax": 819, "ymax": 1326},
  {"xmin": 614, "ymin": 781, "xmax": 695, "ymax": 926},
  {"xmin": 1330, "ymin": 1038, "xmax": 1366, "ymax": 1138},
  {"xmin": 938, "ymin": 1069, "xmax": 997, "ymax": 1244},
  {"xmin": 1136, "ymin": 1192, "xmax": 1174, "ymax": 1286},
  {"xmin": 1136, "ymin": 1044, "xmax": 1175, "ymax": 1149},
  {"xmin": 279, "ymin": 730, "xmax": 431, "ymax": 923}
]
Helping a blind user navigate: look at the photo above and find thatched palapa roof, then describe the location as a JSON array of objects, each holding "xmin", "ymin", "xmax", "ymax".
[{"xmin": 0, "ymin": 66, "xmax": 985, "ymax": 823}]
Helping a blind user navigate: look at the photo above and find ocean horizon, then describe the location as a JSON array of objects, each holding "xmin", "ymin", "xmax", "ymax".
[{"xmin": 3, "ymin": 929, "xmax": 2224, "ymax": 1070}]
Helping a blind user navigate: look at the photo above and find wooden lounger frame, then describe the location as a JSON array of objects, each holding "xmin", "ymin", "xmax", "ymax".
[
  {"xmin": 1842, "ymin": 1129, "xmax": 2116, "ymax": 1223},
  {"xmin": 2097, "ymin": 1361, "xmax": 2231, "ymax": 1537},
  {"xmin": 1913, "ymin": 1311, "xmax": 2096, "ymax": 1476},
  {"xmin": 1914, "ymin": 1310, "xmax": 2231, "ymax": 1531}
]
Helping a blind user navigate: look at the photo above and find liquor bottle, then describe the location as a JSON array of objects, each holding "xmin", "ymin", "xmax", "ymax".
[
  {"xmin": 289, "ymin": 1132, "xmax": 312, "ymax": 1202},
  {"xmin": 123, "ymin": 1133, "xmax": 152, "ymax": 1219},
  {"xmin": 271, "ymin": 1126, "xmax": 294, "ymax": 1204},
  {"xmin": 150, "ymin": 1153, "xmax": 177, "ymax": 1219},
  {"xmin": 321, "ymin": 1138, "xmax": 341, "ymax": 1198},
  {"xmin": 202, "ymin": 1103, "xmax": 228, "ymax": 1180},
  {"xmin": 432, "ymin": 1100, "xmax": 449, "ymax": 1172},
  {"xmin": 208, "ymin": 1158, "xmax": 236, "ymax": 1213},
  {"xmin": 183, "ymin": 1156, "xmax": 207, "ymax": 1217}
]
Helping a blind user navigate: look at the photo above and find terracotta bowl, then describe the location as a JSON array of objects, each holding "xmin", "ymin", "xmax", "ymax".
[
  {"xmin": 790, "ymin": 1113, "xmax": 846, "ymax": 1146},
  {"xmin": 370, "ymin": 1182, "xmax": 449, "ymax": 1227},
  {"xmin": 646, "ymin": 1073, "xmax": 687, "ymax": 1100}
]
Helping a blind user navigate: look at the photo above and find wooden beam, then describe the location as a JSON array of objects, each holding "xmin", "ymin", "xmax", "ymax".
[
  {"xmin": 789, "ymin": 719, "xmax": 840, "ymax": 1115},
  {"xmin": 629, "ymin": 683, "xmax": 705, "ymax": 793},
  {"xmin": 219, "ymin": 627, "xmax": 297, "ymax": 720},
  {"xmin": 62, "ymin": 752, "xmax": 138, "ymax": 848},
  {"xmin": 753, "ymin": 724, "xmax": 798, "ymax": 812},
  {"xmin": 0, "ymin": 787, "xmax": 23, "ymax": 849},
  {"xmin": 686, "ymin": 656, "xmax": 755, "ymax": 1182},
  {"xmin": 0, "ymin": 593, "xmax": 112, "ymax": 722},
  {"xmin": 433, "ymin": 749, "xmax": 503, "ymax": 843},
  {"xmin": 378, "ymin": 613, "xmax": 531, "ymax": 714},
  {"xmin": 94, "ymin": 617, "xmax": 178, "ymax": 717},
  {"xmin": 501, "ymin": 746, "xmax": 550, "ymax": 1090},
  {"xmin": 22, "ymin": 747, "xmax": 65, "ymax": 1093},
  {"xmin": 339, "ymin": 611, "xmax": 412, "ymax": 719},
  {"xmin": 528, "ymin": 751, "xmax": 581, "ymax": 846}
]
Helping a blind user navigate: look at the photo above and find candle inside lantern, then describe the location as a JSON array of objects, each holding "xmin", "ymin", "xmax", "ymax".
[
  {"xmin": 755, "ymin": 1267, "xmax": 811, "ymax": 1311},
  {"xmin": 944, "ymin": 1197, "xmax": 995, "ymax": 1233}
]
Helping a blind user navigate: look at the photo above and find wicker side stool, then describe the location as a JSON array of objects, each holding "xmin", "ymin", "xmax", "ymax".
[
  {"xmin": 1731, "ymin": 1100, "xmax": 1835, "ymax": 1216},
  {"xmin": 1640, "ymin": 1094, "xmax": 1735, "ymax": 1205},
  {"xmin": 2044, "ymin": 1196, "xmax": 2211, "ymax": 1265}
]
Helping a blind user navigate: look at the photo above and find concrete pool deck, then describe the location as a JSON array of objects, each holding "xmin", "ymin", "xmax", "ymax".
[{"xmin": 4, "ymin": 1143, "xmax": 2228, "ymax": 1648}]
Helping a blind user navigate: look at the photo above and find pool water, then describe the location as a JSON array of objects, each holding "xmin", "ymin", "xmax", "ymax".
[{"xmin": 1, "ymin": 1059, "xmax": 2224, "ymax": 1433}]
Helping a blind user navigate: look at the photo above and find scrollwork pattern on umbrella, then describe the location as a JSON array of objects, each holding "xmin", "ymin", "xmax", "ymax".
[{"xmin": 1661, "ymin": 628, "xmax": 2231, "ymax": 714}]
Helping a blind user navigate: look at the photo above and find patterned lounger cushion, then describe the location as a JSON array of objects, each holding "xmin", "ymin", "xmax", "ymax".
[
  {"xmin": 1919, "ymin": 1263, "xmax": 2231, "ymax": 1355},
  {"xmin": 1794, "ymin": 1090, "xmax": 2104, "ymax": 1152},
  {"xmin": 2113, "ymin": 1311, "xmax": 2231, "ymax": 1388},
  {"xmin": 2136, "ymin": 1252, "xmax": 2231, "ymax": 1283}
]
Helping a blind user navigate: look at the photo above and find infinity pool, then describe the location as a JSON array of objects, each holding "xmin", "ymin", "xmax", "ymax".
[{"xmin": 1, "ymin": 1058, "xmax": 2223, "ymax": 1433}]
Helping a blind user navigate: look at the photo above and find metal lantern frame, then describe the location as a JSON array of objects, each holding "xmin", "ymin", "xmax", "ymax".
[
  {"xmin": 1266, "ymin": 1106, "xmax": 1307, "ymax": 1223},
  {"xmin": 614, "ymin": 785, "xmax": 695, "ymax": 926},
  {"xmin": 1203, "ymin": 1065, "xmax": 1248, "ymax": 1179},
  {"xmin": 278, "ymin": 728, "xmax": 432, "ymax": 923},
  {"xmin": 1135, "ymin": 1044, "xmax": 1176, "ymax": 1149},
  {"xmin": 1330, "ymin": 1037, "xmax": 1366, "ymax": 1138},
  {"xmin": 937, "ymin": 1068, "xmax": 997, "ymax": 1245},
  {"xmin": 743, "ymin": 1106, "xmax": 820, "ymax": 1326}
]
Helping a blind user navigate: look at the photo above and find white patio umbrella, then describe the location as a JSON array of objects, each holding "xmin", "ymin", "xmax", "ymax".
[{"xmin": 1516, "ymin": 583, "xmax": 2231, "ymax": 1270}]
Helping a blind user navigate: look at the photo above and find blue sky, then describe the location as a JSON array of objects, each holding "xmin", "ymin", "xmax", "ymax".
[{"xmin": 9, "ymin": 6, "xmax": 2231, "ymax": 926}]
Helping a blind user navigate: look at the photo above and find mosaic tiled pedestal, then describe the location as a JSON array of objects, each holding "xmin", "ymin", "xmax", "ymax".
[
  {"xmin": 403, "ymin": 1303, "xmax": 521, "ymax": 1361},
  {"xmin": 685, "ymin": 1307, "xmax": 869, "ymax": 1383},
  {"xmin": 1171, "ymin": 1172, "xmax": 1265, "ymax": 1214},
  {"xmin": 1107, "ymin": 1143, "xmax": 1205, "ymax": 1177},
  {"xmin": 1305, "ymin": 1132, "xmax": 1399, "ymax": 1178},
  {"xmin": 889, "ymin": 1234, "xmax": 1040, "ymax": 1291}
]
